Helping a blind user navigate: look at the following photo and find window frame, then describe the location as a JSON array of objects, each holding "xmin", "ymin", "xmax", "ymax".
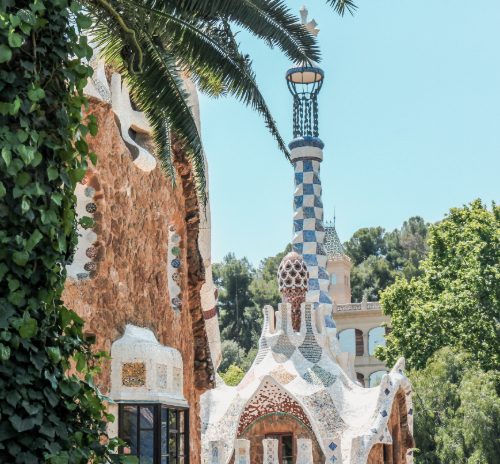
[
  {"xmin": 118, "ymin": 403, "xmax": 189, "ymax": 464},
  {"xmin": 265, "ymin": 432, "xmax": 295, "ymax": 463}
]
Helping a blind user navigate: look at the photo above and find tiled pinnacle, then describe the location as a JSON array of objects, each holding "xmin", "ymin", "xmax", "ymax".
[{"xmin": 292, "ymin": 155, "xmax": 332, "ymax": 312}]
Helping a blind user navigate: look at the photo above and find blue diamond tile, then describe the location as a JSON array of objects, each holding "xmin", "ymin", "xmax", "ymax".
[
  {"xmin": 293, "ymin": 243, "xmax": 303, "ymax": 254},
  {"xmin": 303, "ymin": 206, "xmax": 315, "ymax": 218},
  {"xmin": 303, "ymin": 230, "xmax": 316, "ymax": 242},
  {"xmin": 294, "ymin": 195, "xmax": 304, "ymax": 209},
  {"xmin": 384, "ymin": 388, "xmax": 390, "ymax": 395},
  {"xmin": 294, "ymin": 219, "xmax": 304, "ymax": 232},
  {"xmin": 380, "ymin": 410, "xmax": 388, "ymax": 417},
  {"xmin": 408, "ymin": 408, "xmax": 413, "ymax": 415},
  {"xmin": 329, "ymin": 442, "xmax": 337, "ymax": 451},
  {"xmin": 308, "ymin": 278, "xmax": 320, "ymax": 290},
  {"xmin": 303, "ymin": 160, "xmax": 314, "ymax": 172},
  {"xmin": 324, "ymin": 315, "xmax": 335, "ymax": 328},
  {"xmin": 303, "ymin": 183, "xmax": 314, "ymax": 195},
  {"xmin": 303, "ymin": 254, "xmax": 318, "ymax": 266},
  {"xmin": 371, "ymin": 428, "xmax": 378, "ymax": 434},
  {"xmin": 294, "ymin": 172, "xmax": 303, "ymax": 184},
  {"xmin": 319, "ymin": 292, "xmax": 332, "ymax": 304},
  {"xmin": 314, "ymin": 196, "xmax": 323, "ymax": 208}
]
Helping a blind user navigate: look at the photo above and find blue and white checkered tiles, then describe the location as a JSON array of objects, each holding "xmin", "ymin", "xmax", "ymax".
[{"xmin": 292, "ymin": 157, "xmax": 332, "ymax": 309}]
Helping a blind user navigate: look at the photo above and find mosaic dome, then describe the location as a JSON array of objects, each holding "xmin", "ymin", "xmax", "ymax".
[{"xmin": 277, "ymin": 252, "xmax": 309, "ymax": 292}]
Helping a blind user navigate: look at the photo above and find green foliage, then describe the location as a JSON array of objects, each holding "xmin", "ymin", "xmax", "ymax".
[
  {"xmin": 213, "ymin": 253, "xmax": 261, "ymax": 353},
  {"xmin": 214, "ymin": 246, "xmax": 290, "ymax": 371},
  {"xmin": 409, "ymin": 348, "xmax": 500, "ymax": 463},
  {"xmin": 0, "ymin": 1, "xmax": 118, "ymax": 461},
  {"xmin": 220, "ymin": 364, "xmax": 245, "ymax": 387},
  {"xmin": 378, "ymin": 200, "xmax": 499, "ymax": 372},
  {"xmin": 346, "ymin": 217, "xmax": 429, "ymax": 301},
  {"xmin": 219, "ymin": 339, "xmax": 245, "ymax": 373}
]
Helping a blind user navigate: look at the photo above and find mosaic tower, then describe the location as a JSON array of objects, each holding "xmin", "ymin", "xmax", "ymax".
[{"xmin": 286, "ymin": 28, "xmax": 333, "ymax": 324}]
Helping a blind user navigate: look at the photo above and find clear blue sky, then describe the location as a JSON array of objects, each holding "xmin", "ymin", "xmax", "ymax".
[{"xmin": 199, "ymin": 0, "xmax": 500, "ymax": 266}]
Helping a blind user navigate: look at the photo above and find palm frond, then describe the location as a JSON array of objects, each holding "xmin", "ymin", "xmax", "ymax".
[
  {"xmin": 327, "ymin": 0, "xmax": 358, "ymax": 16},
  {"xmin": 165, "ymin": 0, "xmax": 320, "ymax": 63},
  {"xmin": 122, "ymin": 0, "xmax": 289, "ymax": 158},
  {"xmin": 88, "ymin": 8, "xmax": 207, "ymax": 199}
]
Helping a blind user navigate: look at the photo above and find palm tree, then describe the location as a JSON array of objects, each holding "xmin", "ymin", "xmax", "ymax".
[{"xmin": 87, "ymin": 0, "xmax": 357, "ymax": 195}]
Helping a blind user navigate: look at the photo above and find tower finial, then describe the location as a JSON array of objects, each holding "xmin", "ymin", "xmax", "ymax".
[{"xmin": 299, "ymin": 5, "xmax": 320, "ymax": 37}]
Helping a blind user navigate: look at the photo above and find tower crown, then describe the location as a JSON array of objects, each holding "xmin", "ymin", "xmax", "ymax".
[{"xmin": 286, "ymin": 7, "xmax": 324, "ymax": 144}]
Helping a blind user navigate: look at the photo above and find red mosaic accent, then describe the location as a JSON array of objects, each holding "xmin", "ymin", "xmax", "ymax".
[
  {"xmin": 202, "ymin": 306, "xmax": 217, "ymax": 320},
  {"xmin": 237, "ymin": 379, "xmax": 311, "ymax": 434}
]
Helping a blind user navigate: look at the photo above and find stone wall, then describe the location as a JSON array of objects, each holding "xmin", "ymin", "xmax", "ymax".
[
  {"xmin": 234, "ymin": 413, "xmax": 324, "ymax": 463},
  {"xmin": 62, "ymin": 99, "xmax": 212, "ymax": 464}
]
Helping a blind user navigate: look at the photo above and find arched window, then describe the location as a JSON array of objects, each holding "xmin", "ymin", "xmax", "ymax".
[
  {"xmin": 369, "ymin": 370, "xmax": 387, "ymax": 387},
  {"xmin": 339, "ymin": 329, "xmax": 364, "ymax": 356},
  {"xmin": 368, "ymin": 327, "xmax": 386, "ymax": 355}
]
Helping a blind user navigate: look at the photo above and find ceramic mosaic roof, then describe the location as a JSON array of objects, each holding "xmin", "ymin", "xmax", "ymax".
[{"xmin": 324, "ymin": 222, "xmax": 346, "ymax": 259}]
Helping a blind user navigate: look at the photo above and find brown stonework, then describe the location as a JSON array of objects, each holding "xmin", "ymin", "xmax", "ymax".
[
  {"xmin": 233, "ymin": 413, "xmax": 324, "ymax": 463},
  {"xmin": 62, "ymin": 98, "xmax": 214, "ymax": 464},
  {"xmin": 367, "ymin": 389, "xmax": 414, "ymax": 464}
]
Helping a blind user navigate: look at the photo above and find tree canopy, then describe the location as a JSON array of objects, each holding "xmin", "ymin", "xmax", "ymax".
[
  {"xmin": 378, "ymin": 200, "xmax": 499, "ymax": 372},
  {"xmin": 409, "ymin": 348, "xmax": 500, "ymax": 463},
  {"xmin": 345, "ymin": 217, "xmax": 429, "ymax": 301}
]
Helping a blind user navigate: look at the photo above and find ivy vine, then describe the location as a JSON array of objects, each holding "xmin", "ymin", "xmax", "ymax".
[{"xmin": 0, "ymin": 0, "xmax": 125, "ymax": 462}]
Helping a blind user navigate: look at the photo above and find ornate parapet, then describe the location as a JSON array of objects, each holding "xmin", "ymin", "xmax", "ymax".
[{"xmin": 334, "ymin": 300, "xmax": 382, "ymax": 313}]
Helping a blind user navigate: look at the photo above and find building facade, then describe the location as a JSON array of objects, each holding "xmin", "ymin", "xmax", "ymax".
[
  {"xmin": 325, "ymin": 224, "xmax": 390, "ymax": 387},
  {"xmin": 62, "ymin": 54, "xmax": 221, "ymax": 464}
]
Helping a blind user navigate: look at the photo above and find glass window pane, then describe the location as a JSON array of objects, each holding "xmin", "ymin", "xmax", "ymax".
[
  {"xmin": 339, "ymin": 329, "xmax": 356, "ymax": 354},
  {"xmin": 139, "ymin": 430, "xmax": 154, "ymax": 464},
  {"xmin": 368, "ymin": 327, "xmax": 386, "ymax": 355},
  {"xmin": 169, "ymin": 409, "xmax": 178, "ymax": 432},
  {"xmin": 121, "ymin": 405, "xmax": 138, "ymax": 455},
  {"xmin": 369, "ymin": 370, "xmax": 387, "ymax": 387},
  {"xmin": 282, "ymin": 435, "xmax": 293, "ymax": 458},
  {"xmin": 169, "ymin": 436, "xmax": 177, "ymax": 457},
  {"xmin": 140, "ymin": 405, "xmax": 154, "ymax": 429}
]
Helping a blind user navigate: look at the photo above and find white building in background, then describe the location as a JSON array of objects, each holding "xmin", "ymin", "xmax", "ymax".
[{"xmin": 325, "ymin": 223, "xmax": 391, "ymax": 387}]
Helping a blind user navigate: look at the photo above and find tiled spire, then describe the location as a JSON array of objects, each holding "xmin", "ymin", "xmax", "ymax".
[{"xmin": 324, "ymin": 221, "xmax": 347, "ymax": 260}]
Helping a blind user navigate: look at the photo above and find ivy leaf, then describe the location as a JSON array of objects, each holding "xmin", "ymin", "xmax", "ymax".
[
  {"xmin": 76, "ymin": 14, "xmax": 92, "ymax": 30},
  {"xmin": 0, "ymin": 44, "xmax": 12, "ymax": 63},
  {"xmin": 0, "ymin": 343, "xmax": 11, "ymax": 362},
  {"xmin": 8, "ymin": 31, "xmax": 23, "ymax": 48},
  {"xmin": 88, "ymin": 151, "xmax": 97, "ymax": 166},
  {"xmin": 74, "ymin": 352, "xmax": 87, "ymax": 372},
  {"xmin": 2, "ymin": 148, "xmax": 12, "ymax": 167},
  {"xmin": 26, "ymin": 229, "xmax": 43, "ymax": 252},
  {"xmin": 47, "ymin": 166, "xmax": 58, "ymax": 181},
  {"xmin": 60, "ymin": 380, "xmax": 80, "ymax": 397},
  {"xmin": 17, "ymin": 9, "xmax": 36, "ymax": 25},
  {"xmin": 12, "ymin": 250, "xmax": 29, "ymax": 266},
  {"xmin": 9, "ymin": 415, "xmax": 36, "ymax": 433},
  {"xmin": 27, "ymin": 87, "xmax": 45, "ymax": 102},
  {"xmin": 6, "ymin": 390, "xmax": 20, "ymax": 408},
  {"xmin": 18, "ymin": 317, "xmax": 37, "ymax": 339},
  {"xmin": 46, "ymin": 347, "xmax": 61, "ymax": 364},
  {"xmin": 0, "ymin": 181, "xmax": 6, "ymax": 199}
]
